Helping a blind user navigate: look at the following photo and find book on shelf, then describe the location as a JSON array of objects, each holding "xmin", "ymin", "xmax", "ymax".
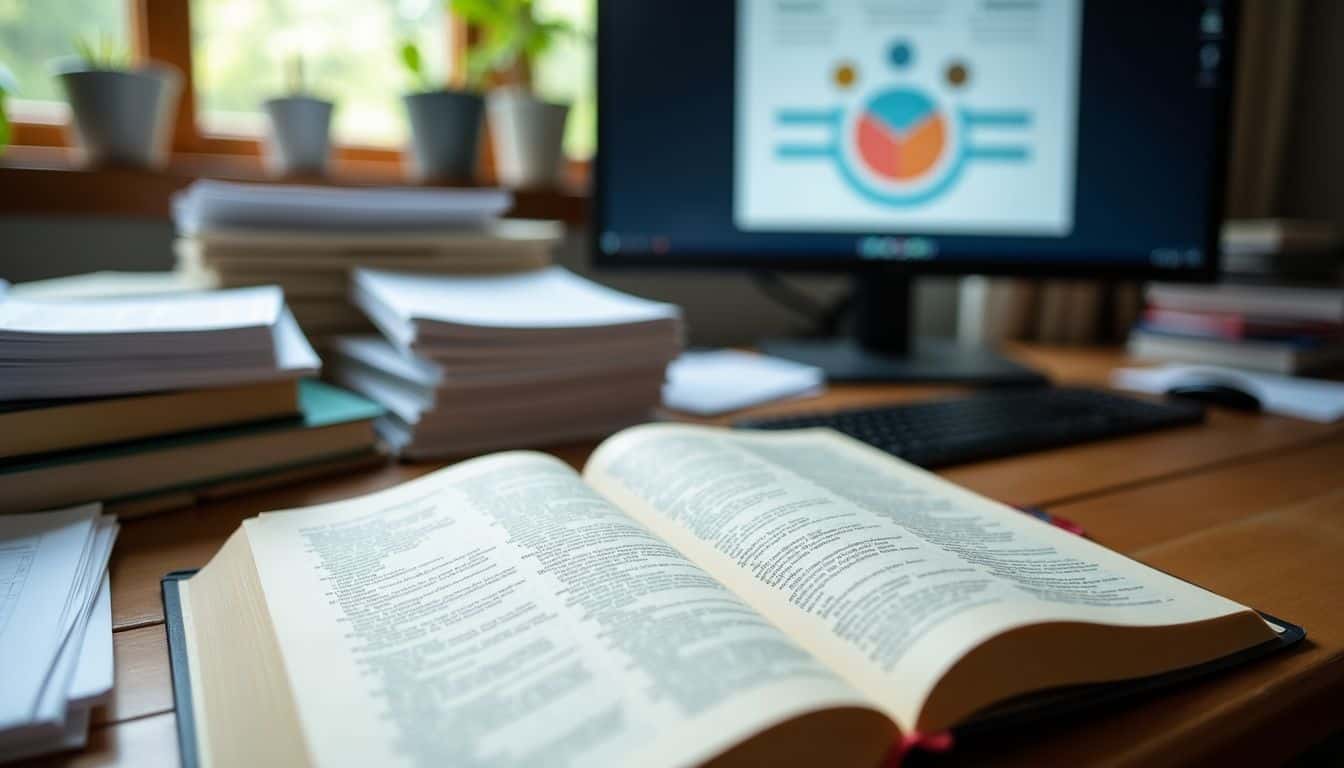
[
  {"xmin": 1127, "ymin": 329, "xmax": 1344, "ymax": 375},
  {"xmin": 1131, "ymin": 282, "xmax": 1344, "ymax": 374},
  {"xmin": 1144, "ymin": 282, "xmax": 1344, "ymax": 323},
  {"xmin": 164, "ymin": 424, "xmax": 1302, "ymax": 768},
  {"xmin": 1139, "ymin": 307, "xmax": 1343, "ymax": 343},
  {"xmin": 1222, "ymin": 218, "xmax": 1337, "ymax": 256}
]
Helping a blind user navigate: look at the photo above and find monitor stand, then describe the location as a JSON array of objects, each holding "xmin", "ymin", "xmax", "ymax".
[{"xmin": 759, "ymin": 271, "xmax": 1049, "ymax": 385}]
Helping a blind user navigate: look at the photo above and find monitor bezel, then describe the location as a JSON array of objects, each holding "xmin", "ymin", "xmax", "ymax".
[{"xmin": 591, "ymin": 0, "xmax": 1236, "ymax": 283}]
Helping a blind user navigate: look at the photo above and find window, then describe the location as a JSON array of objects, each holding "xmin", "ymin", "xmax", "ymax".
[
  {"xmin": 532, "ymin": 0, "xmax": 593, "ymax": 160},
  {"xmin": 190, "ymin": 0, "xmax": 451, "ymax": 147},
  {"xmin": 0, "ymin": 0, "xmax": 131, "ymax": 121},
  {"xmin": 0, "ymin": 0, "xmax": 595, "ymax": 171}
]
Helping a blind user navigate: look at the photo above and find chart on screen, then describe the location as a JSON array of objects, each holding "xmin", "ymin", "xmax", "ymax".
[{"xmin": 735, "ymin": 0, "xmax": 1082, "ymax": 236}]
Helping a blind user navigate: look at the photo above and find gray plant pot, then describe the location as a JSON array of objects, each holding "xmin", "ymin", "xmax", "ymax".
[
  {"xmin": 55, "ymin": 62, "xmax": 181, "ymax": 169},
  {"xmin": 263, "ymin": 95, "xmax": 333, "ymax": 176},
  {"xmin": 402, "ymin": 89, "xmax": 483, "ymax": 182},
  {"xmin": 487, "ymin": 87, "xmax": 569, "ymax": 188}
]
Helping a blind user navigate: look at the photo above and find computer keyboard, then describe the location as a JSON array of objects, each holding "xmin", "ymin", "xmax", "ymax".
[{"xmin": 734, "ymin": 386, "xmax": 1205, "ymax": 468}]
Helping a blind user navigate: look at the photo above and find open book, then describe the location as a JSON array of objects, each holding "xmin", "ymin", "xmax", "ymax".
[{"xmin": 164, "ymin": 425, "xmax": 1301, "ymax": 768}]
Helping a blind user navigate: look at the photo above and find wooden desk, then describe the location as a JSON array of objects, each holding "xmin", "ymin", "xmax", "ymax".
[{"xmin": 33, "ymin": 345, "xmax": 1344, "ymax": 767}]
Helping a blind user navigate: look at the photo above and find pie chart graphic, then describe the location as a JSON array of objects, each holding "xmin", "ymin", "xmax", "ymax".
[{"xmin": 854, "ymin": 88, "xmax": 948, "ymax": 182}]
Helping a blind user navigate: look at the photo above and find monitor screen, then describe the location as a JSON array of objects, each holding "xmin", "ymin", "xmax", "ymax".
[{"xmin": 595, "ymin": 0, "xmax": 1235, "ymax": 279}]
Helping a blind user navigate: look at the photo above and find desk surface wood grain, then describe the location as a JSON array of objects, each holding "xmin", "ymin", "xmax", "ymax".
[{"xmin": 25, "ymin": 345, "xmax": 1344, "ymax": 767}]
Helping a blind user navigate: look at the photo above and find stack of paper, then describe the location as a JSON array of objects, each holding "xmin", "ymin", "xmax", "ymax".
[
  {"xmin": 0, "ymin": 288, "xmax": 385, "ymax": 515},
  {"xmin": 332, "ymin": 267, "xmax": 683, "ymax": 458},
  {"xmin": 0, "ymin": 504, "xmax": 117, "ymax": 762},
  {"xmin": 0, "ymin": 286, "xmax": 318, "ymax": 400},
  {"xmin": 172, "ymin": 180, "xmax": 562, "ymax": 349}
]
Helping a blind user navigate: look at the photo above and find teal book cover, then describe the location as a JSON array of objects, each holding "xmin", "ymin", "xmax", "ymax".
[{"xmin": 297, "ymin": 379, "xmax": 385, "ymax": 428}]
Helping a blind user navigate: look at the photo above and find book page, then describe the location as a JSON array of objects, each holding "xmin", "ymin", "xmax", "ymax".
[
  {"xmin": 243, "ymin": 452, "xmax": 888, "ymax": 768},
  {"xmin": 583, "ymin": 425, "xmax": 1271, "ymax": 732}
]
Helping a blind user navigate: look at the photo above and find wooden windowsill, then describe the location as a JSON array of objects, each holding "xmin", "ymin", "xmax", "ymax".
[{"xmin": 0, "ymin": 145, "xmax": 590, "ymax": 224}]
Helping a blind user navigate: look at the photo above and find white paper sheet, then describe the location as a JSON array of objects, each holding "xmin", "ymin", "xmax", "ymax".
[
  {"xmin": 355, "ymin": 267, "xmax": 681, "ymax": 331},
  {"xmin": 662, "ymin": 350, "xmax": 826, "ymax": 415},
  {"xmin": 0, "ymin": 286, "xmax": 282, "ymax": 336},
  {"xmin": 272, "ymin": 308, "xmax": 322, "ymax": 376},
  {"xmin": 1111, "ymin": 363, "xmax": 1344, "ymax": 423},
  {"xmin": 28, "ymin": 518, "xmax": 117, "ymax": 732},
  {"xmin": 68, "ymin": 574, "xmax": 114, "ymax": 707},
  {"xmin": 333, "ymin": 336, "xmax": 443, "ymax": 388},
  {"xmin": 0, "ymin": 505, "xmax": 100, "ymax": 736}
]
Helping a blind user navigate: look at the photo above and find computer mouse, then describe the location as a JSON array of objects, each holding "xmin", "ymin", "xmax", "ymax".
[{"xmin": 1165, "ymin": 381, "xmax": 1262, "ymax": 411}]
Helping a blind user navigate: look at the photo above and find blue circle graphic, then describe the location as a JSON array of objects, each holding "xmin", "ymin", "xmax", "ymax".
[{"xmin": 889, "ymin": 41, "xmax": 913, "ymax": 69}]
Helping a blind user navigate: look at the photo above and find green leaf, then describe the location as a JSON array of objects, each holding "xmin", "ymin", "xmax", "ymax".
[
  {"xmin": 72, "ymin": 33, "xmax": 127, "ymax": 69},
  {"xmin": 73, "ymin": 35, "xmax": 97, "ymax": 67},
  {"xmin": 399, "ymin": 40, "xmax": 429, "ymax": 90},
  {"xmin": 0, "ymin": 92, "xmax": 10, "ymax": 156},
  {"xmin": 454, "ymin": 0, "xmax": 510, "ymax": 27}
]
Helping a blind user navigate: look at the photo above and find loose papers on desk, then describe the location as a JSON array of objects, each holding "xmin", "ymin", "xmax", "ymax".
[
  {"xmin": 662, "ymin": 349, "xmax": 826, "ymax": 415},
  {"xmin": 0, "ymin": 504, "xmax": 117, "ymax": 763}
]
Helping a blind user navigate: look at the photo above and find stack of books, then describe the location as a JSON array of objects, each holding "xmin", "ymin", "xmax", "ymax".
[
  {"xmin": 172, "ymin": 180, "xmax": 562, "ymax": 349},
  {"xmin": 1222, "ymin": 219, "xmax": 1341, "ymax": 281},
  {"xmin": 1129, "ymin": 282, "xmax": 1344, "ymax": 374},
  {"xmin": 0, "ymin": 504, "xmax": 116, "ymax": 761},
  {"xmin": 0, "ymin": 287, "xmax": 384, "ymax": 516},
  {"xmin": 331, "ymin": 267, "xmax": 683, "ymax": 458}
]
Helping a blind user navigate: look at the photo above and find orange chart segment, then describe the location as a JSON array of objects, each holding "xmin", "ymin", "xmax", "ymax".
[
  {"xmin": 853, "ymin": 92, "xmax": 950, "ymax": 183},
  {"xmin": 899, "ymin": 114, "xmax": 946, "ymax": 179}
]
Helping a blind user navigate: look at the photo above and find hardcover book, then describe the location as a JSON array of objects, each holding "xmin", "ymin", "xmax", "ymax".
[{"xmin": 163, "ymin": 425, "xmax": 1302, "ymax": 767}]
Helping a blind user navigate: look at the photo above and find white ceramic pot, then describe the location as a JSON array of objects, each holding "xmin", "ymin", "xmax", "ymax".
[
  {"xmin": 55, "ymin": 62, "xmax": 181, "ymax": 169},
  {"xmin": 487, "ymin": 87, "xmax": 569, "ymax": 188},
  {"xmin": 263, "ymin": 96, "xmax": 334, "ymax": 176}
]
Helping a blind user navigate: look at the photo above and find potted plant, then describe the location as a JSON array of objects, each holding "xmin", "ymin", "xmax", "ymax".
[
  {"xmin": 454, "ymin": 0, "xmax": 578, "ymax": 188},
  {"xmin": 0, "ymin": 64, "xmax": 15, "ymax": 157},
  {"xmin": 262, "ymin": 55, "xmax": 334, "ymax": 177},
  {"xmin": 54, "ymin": 35, "xmax": 181, "ymax": 169},
  {"xmin": 399, "ymin": 38, "xmax": 483, "ymax": 182}
]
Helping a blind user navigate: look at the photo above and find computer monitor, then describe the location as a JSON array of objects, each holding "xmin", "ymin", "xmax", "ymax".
[{"xmin": 594, "ymin": 0, "xmax": 1237, "ymax": 383}]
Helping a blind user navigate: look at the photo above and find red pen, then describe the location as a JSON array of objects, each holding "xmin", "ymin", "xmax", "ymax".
[{"xmin": 1016, "ymin": 505, "xmax": 1089, "ymax": 538}]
